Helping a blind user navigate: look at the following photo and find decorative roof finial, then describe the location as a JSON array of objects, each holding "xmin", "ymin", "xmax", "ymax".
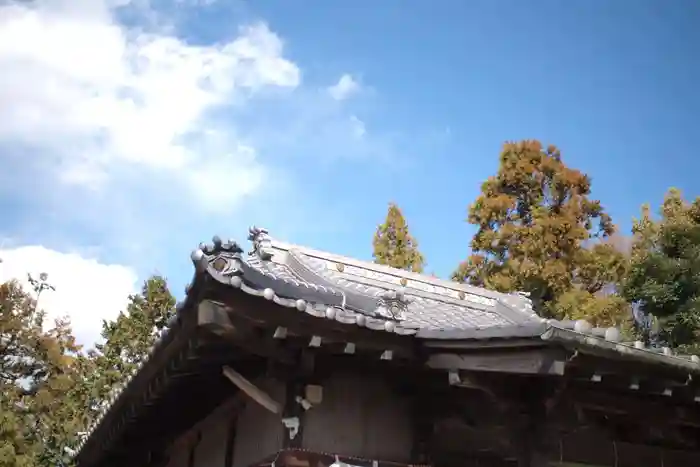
[
  {"xmin": 375, "ymin": 288, "xmax": 411, "ymax": 321},
  {"xmin": 248, "ymin": 226, "xmax": 274, "ymax": 260},
  {"xmin": 515, "ymin": 290, "xmax": 536, "ymax": 314}
]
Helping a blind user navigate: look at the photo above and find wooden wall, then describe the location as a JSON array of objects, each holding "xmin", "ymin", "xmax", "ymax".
[
  {"xmin": 232, "ymin": 377, "xmax": 285, "ymax": 467},
  {"xmin": 163, "ymin": 376, "xmax": 285, "ymax": 467},
  {"xmin": 162, "ymin": 371, "xmax": 414, "ymax": 467},
  {"xmin": 164, "ymin": 396, "xmax": 233, "ymax": 467},
  {"xmin": 303, "ymin": 371, "xmax": 414, "ymax": 462}
]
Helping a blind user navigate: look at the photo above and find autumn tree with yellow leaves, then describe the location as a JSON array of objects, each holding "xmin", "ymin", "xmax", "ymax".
[
  {"xmin": 0, "ymin": 275, "xmax": 89, "ymax": 467},
  {"xmin": 452, "ymin": 140, "xmax": 629, "ymax": 325},
  {"xmin": 0, "ymin": 272, "xmax": 178, "ymax": 467}
]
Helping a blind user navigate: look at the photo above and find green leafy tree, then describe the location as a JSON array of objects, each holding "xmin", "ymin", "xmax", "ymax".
[
  {"xmin": 0, "ymin": 273, "xmax": 178, "ymax": 467},
  {"xmin": 1, "ymin": 280, "xmax": 42, "ymax": 387},
  {"xmin": 92, "ymin": 275, "xmax": 176, "ymax": 398},
  {"xmin": 622, "ymin": 189, "xmax": 700, "ymax": 350},
  {"xmin": 373, "ymin": 203, "xmax": 425, "ymax": 273},
  {"xmin": 452, "ymin": 140, "xmax": 628, "ymax": 325}
]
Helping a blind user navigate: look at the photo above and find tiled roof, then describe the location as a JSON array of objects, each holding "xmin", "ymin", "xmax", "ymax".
[
  {"xmin": 246, "ymin": 230, "xmax": 544, "ymax": 337},
  {"xmin": 73, "ymin": 226, "xmax": 700, "ymax": 461}
]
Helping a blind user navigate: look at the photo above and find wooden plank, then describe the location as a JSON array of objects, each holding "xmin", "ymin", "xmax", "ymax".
[
  {"xmin": 222, "ymin": 365, "xmax": 282, "ymax": 414},
  {"xmin": 224, "ymin": 408, "xmax": 237, "ymax": 467},
  {"xmin": 427, "ymin": 350, "xmax": 566, "ymax": 375}
]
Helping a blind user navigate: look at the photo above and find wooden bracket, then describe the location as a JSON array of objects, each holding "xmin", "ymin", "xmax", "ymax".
[{"xmin": 222, "ymin": 365, "xmax": 282, "ymax": 414}]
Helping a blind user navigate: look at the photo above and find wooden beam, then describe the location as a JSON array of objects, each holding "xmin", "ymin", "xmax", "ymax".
[
  {"xmin": 204, "ymin": 282, "xmax": 417, "ymax": 359},
  {"xmin": 423, "ymin": 338, "xmax": 548, "ymax": 350},
  {"xmin": 566, "ymin": 385, "xmax": 700, "ymax": 428},
  {"xmin": 197, "ymin": 300, "xmax": 295, "ymax": 364},
  {"xmin": 197, "ymin": 299, "xmax": 240, "ymax": 335},
  {"xmin": 222, "ymin": 365, "xmax": 282, "ymax": 414},
  {"xmin": 429, "ymin": 425, "xmax": 700, "ymax": 467},
  {"xmin": 565, "ymin": 352, "xmax": 693, "ymax": 387},
  {"xmin": 428, "ymin": 349, "xmax": 566, "ymax": 375},
  {"xmin": 555, "ymin": 430, "xmax": 700, "ymax": 467}
]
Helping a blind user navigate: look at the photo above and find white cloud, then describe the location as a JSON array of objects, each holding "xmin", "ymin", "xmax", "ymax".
[
  {"xmin": 328, "ymin": 73, "xmax": 360, "ymax": 101},
  {"xmin": 0, "ymin": 0, "xmax": 300, "ymax": 206},
  {"xmin": 0, "ymin": 246, "xmax": 138, "ymax": 347},
  {"xmin": 349, "ymin": 115, "xmax": 366, "ymax": 138},
  {"xmin": 0, "ymin": 1, "xmax": 394, "ymax": 337}
]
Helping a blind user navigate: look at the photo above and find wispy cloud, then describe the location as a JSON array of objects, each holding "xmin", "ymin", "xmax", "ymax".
[
  {"xmin": 0, "ymin": 0, "xmax": 415, "ymax": 345},
  {"xmin": 0, "ymin": 0, "xmax": 304, "ymax": 245},
  {"xmin": 0, "ymin": 1, "xmax": 298, "ymax": 199},
  {"xmin": 328, "ymin": 73, "xmax": 361, "ymax": 101}
]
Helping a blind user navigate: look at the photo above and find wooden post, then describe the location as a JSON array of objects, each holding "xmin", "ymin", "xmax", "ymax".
[
  {"xmin": 411, "ymin": 389, "xmax": 433, "ymax": 464},
  {"xmin": 507, "ymin": 384, "xmax": 551, "ymax": 467},
  {"xmin": 510, "ymin": 416, "xmax": 547, "ymax": 467},
  {"xmin": 453, "ymin": 374, "xmax": 560, "ymax": 467},
  {"xmin": 281, "ymin": 349, "xmax": 316, "ymax": 449},
  {"xmin": 282, "ymin": 377, "xmax": 305, "ymax": 448}
]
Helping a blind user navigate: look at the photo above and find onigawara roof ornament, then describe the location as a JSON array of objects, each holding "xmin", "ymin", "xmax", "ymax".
[
  {"xmin": 248, "ymin": 226, "xmax": 274, "ymax": 260},
  {"xmin": 375, "ymin": 288, "xmax": 411, "ymax": 321},
  {"xmin": 198, "ymin": 237, "xmax": 246, "ymax": 277}
]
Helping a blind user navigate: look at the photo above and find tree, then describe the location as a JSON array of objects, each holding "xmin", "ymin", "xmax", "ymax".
[
  {"xmin": 622, "ymin": 189, "xmax": 700, "ymax": 350},
  {"xmin": 1, "ymin": 280, "xmax": 42, "ymax": 387},
  {"xmin": 452, "ymin": 140, "xmax": 628, "ymax": 324},
  {"xmin": 92, "ymin": 275, "xmax": 176, "ymax": 397},
  {"xmin": 373, "ymin": 203, "xmax": 425, "ymax": 273},
  {"xmin": 0, "ymin": 384, "xmax": 35, "ymax": 467},
  {"xmin": 0, "ymin": 273, "xmax": 178, "ymax": 467},
  {"xmin": 21, "ymin": 317, "xmax": 85, "ymax": 467},
  {"xmin": 0, "ymin": 276, "xmax": 85, "ymax": 467}
]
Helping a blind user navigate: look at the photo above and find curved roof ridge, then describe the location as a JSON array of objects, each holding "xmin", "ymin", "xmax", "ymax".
[
  {"xmin": 271, "ymin": 238, "xmax": 521, "ymax": 302},
  {"xmin": 270, "ymin": 239, "xmax": 540, "ymax": 323},
  {"xmin": 285, "ymin": 247, "xmax": 529, "ymax": 324}
]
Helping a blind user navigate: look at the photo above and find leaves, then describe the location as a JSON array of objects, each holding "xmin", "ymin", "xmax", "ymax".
[
  {"xmin": 90, "ymin": 276, "xmax": 176, "ymax": 408},
  {"xmin": 373, "ymin": 203, "xmax": 425, "ymax": 273},
  {"xmin": 0, "ymin": 273, "xmax": 176, "ymax": 467},
  {"xmin": 452, "ymin": 140, "xmax": 629, "ymax": 325},
  {"xmin": 622, "ymin": 189, "xmax": 700, "ymax": 348},
  {"xmin": 0, "ymin": 277, "xmax": 85, "ymax": 467}
]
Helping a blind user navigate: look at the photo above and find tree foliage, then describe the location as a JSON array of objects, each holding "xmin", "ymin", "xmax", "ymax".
[
  {"xmin": 91, "ymin": 276, "xmax": 176, "ymax": 397},
  {"xmin": 0, "ymin": 276, "xmax": 85, "ymax": 467},
  {"xmin": 373, "ymin": 203, "xmax": 425, "ymax": 273},
  {"xmin": 0, "ymin": 384, "xmax": 35, "ymax": 467},
  {"xmin": 452, "ymin": 140, "xmax": 628, "ymax": 324},
  {"xmin": 622, "ymin": 189, "xmax": 700, "ymax": 350},
  {"xmin": 0, "ymin": 273, "xmax": 176, "ymax": 467}
]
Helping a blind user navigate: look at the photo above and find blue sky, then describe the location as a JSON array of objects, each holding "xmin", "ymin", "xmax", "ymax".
[
  {"xmin": 194, "ymin": 0, "xmax": 699, "ymax": 274},
  {"xmin": 0, "ymin": 0, "xmax": 698, "ymax": 344}
]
